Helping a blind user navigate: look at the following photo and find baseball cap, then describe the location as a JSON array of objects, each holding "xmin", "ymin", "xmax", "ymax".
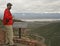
[{"xmin": 7, "ymin": 3, "xmax": 12, "ymax": 6}]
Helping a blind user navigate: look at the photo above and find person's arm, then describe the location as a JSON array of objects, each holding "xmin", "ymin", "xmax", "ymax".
[{"xmin": 4, "ymin": 10, "xmax": 12, "ymax": 23}]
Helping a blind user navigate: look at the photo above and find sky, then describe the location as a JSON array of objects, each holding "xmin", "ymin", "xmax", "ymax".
[{"xmin": 0, "ymin": 0, "xmax": 60, "ymax": 13}]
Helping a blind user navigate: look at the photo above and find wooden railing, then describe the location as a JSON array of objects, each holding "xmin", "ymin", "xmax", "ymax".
[{"xmin": 0, "ymin": 19, "xmax": 24, "ymax": 39}]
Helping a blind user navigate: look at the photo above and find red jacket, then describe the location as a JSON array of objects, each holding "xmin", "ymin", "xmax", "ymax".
[{"xmin": 3, "ymin": 8, "xmax": 13, "ymax": 25}]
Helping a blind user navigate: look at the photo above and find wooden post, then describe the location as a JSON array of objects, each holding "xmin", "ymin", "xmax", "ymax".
[{"xmin": 19, "ymin": 28, "xmax": 21, "ymax": 38}]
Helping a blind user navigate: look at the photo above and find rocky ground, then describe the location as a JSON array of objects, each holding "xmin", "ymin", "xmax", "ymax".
[{"xmin": 0, "ymin": 43, "xmax": 27, "ymax": 46}]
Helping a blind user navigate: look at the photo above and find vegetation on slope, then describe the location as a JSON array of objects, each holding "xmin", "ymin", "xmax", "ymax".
[{"xmin": 28, "ymin": 21, "xmax": 60, "ymax": 46}]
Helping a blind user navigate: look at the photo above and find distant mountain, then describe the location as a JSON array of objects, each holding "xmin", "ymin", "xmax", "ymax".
[
  {"xmin": 13, "ymin": 13, "xmax": 60, "ymax": 19},
  {"xmin": 0, "ymin": 13, "xmax": 3, "ymax": 19},
  {"xmin": 0, "ymin": 13, "xmax": 60, "ymax": 19}
]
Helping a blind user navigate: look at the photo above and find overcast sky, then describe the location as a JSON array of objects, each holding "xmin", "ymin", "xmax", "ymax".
[{"xmin": 0, "ymin": 0, "xmax": 60, "ymax": 13}]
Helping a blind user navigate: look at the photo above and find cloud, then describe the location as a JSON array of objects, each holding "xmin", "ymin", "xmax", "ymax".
[{"xmin": 0, "ymin": 0, "xmax": 60, "ymax": 13}]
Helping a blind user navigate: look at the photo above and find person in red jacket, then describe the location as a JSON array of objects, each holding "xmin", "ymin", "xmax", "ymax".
[{"xmin": 3, "ymin": 3, "xmax": 16, "ymax": 46}]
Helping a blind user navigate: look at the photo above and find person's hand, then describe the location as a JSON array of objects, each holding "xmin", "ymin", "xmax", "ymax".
[
  {"xmin": 5, "ymin": 19, "xmax": 9, "ymax": 24},
  {"xmin": 6, "ymin": 19, "xmax": 9, "ymax": 23}
]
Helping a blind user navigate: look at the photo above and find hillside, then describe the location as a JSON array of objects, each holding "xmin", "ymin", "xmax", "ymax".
[
  {"xmin": 28, "ymin": 21, "xmax": 60, "ymax": 46},
  {"xmin": 30, "ymin": 21, "xmax": 60, "ymax": 37}
]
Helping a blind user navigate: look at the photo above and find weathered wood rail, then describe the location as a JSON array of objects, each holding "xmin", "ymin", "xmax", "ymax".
[{"xmin": 0, "ymin": 19, "xmax": 24, "ymax": 38}]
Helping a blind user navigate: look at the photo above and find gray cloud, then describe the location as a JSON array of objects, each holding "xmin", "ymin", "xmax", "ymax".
[{"xmin": 0, "ymin": 0, "xmax": 60, "ymax": 13}]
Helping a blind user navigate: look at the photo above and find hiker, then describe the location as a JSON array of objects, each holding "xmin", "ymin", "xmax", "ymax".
[{"xmin": 2, "ymin": 3, "xmax": 16, "ymax": 46}]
